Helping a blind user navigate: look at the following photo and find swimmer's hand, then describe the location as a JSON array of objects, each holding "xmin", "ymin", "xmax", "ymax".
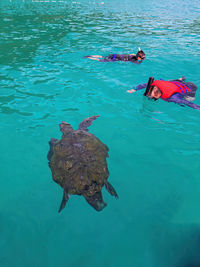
[{"xmin": 127, "ymin": 89, "xmax": 136, "ymax": 94}]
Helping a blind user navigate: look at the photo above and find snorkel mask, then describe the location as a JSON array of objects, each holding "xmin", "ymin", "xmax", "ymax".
[{"xmin": 144, "ymin": 77, "xmax": 154, "ymax": 98}]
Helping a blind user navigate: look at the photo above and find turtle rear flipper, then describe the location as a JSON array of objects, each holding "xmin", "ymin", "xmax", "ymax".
[
  {"xmin": 105, "ymin": 181, "xmax": 119, "ymax": 199},
  {"xmin": 78, "ymin": 115, "xmax": 100, "ymax": 131},
  {"xmin": 58, "ymin": 189, "xmax": 70, "ymax": 213},
  {"xmin": 84, "ymin": 191, "xmax": 107, "ymax": 211}
]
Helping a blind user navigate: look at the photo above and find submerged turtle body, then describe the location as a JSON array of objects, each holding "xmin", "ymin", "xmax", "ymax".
[{"xmin": 48, "ymin": 115, "xmax": 118, "ymax": 212}]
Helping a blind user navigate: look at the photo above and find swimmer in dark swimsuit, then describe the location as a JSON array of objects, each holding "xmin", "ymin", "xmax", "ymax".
[
  {"xmin": 84, "ymin": 48, "xmax": 145, "ymax": 64},
  {"xmin": 127, "ymin": 76, "xmax": 200, "ymax": 110}
]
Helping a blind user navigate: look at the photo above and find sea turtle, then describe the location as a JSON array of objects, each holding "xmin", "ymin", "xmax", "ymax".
[{"xmin": 47, "ymin": 115, "xmax": 118, "ymax": 212}]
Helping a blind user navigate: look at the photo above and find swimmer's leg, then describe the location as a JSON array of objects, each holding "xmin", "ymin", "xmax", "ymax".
[
  {"xmin": 87, "ymin": 57, "xmax": 101, "ymax": 61},
  {"xmin": 84, "ymin": 55, "xmax": 103, "ymax": 61},
  {"xmin": 84, "ymin": 55, "xmax": 103, "ymax": 58},
  {"xmin": 90, "ymin": 55, "xmax": 103, "ymax": 58},
  {"xmin": 184, "ymin": 82, "xmax": 197, "ymax": 101},
  {"xmin": 177, "ymin": 76, "xmax": 186, "ymax": 82},
  {"xmin": 172, "ymin": 78, "xmax": 196, "ymax": 102}
]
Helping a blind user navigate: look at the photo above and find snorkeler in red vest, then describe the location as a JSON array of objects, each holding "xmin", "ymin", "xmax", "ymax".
[
  {"xmin": 127, "ymin": 76, "xmax": 200, "ymax": 110},
  {"xmin": 84, "ymin": 48, "xmax": 145, "ymax": 64}
]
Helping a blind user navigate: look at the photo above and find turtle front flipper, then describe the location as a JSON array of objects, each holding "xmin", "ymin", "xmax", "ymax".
[
  {"xmin": 47, "ymin": 138, "xmax": 59, "ymax": 163},
  {"xmin": 78, "ymin": 115, "xmax": 100, "ymax": 131},
  {"xmin": 58, "ymin": 189, "xmax": 70, "ymax": 213},
  {"xmin": 105, "ymin": 181, "xmax": 119, "ymax": 199},
  {"xmin": 84, "ymin": 191, "xmax": 107, "ymax": 211}
]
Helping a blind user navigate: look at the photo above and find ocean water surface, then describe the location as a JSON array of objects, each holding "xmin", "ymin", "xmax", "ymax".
[{"xmin": 0, "ymin": 0, "xmax": 200, "ymax": 266}]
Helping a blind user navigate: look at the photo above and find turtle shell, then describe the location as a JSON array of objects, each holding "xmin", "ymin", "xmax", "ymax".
[{"xmin": 49, "ymin": 129, "xmax": 109, "ymax": 198}]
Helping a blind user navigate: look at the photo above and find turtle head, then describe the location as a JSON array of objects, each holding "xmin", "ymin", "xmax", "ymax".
[
  {"xmin": 59, "ymin": 121, "xmax": 73, "ymax": 134},
  {"xmin": 84, "ymin": 191, "xmax": 107, "ymax": 212}
]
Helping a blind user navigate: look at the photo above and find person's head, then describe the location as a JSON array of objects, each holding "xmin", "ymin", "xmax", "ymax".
[
  {"xmin": 136, "ymin": 50, "xmax": 145, "ymax": 60},
  {"xmin": 147, "ymin": 86, "xmax": 162, "ymax": 100}
]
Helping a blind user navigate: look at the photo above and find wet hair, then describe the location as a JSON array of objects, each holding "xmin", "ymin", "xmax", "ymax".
[
  {"xmin": 147, "ymin": 86, "xmax": 158, "ymax": 101},
  {"xmin": 136, "ymin": 50, "xmax": 145, "ymax": 58},
  {"xmin": 145, "ymin": 85, "xmax": 162, "ymax": 101}
]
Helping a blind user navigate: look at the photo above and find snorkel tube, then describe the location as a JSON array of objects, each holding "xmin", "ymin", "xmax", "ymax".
[{"xmin": 144, "ymin": 77, "xmax": 154, "ymax": 96}]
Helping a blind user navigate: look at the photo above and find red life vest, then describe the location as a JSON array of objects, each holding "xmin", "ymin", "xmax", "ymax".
[{"xmin": 151, "ymin": 80, "xmax": 191, "ymax": 100}]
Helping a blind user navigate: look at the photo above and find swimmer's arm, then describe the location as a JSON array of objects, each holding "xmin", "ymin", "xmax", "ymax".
[
  {"xmin": 136, "ymin": 83, "xmax": 147, "ymax": 90},
  {"xmin": 127, "ymin": 83, "xmax": 147, "ymax": 94},
  {"xmin": 167, "ymin": 94, "xmax": 200, "ymax": 110},
  {"xmin": 133, "ymin": 60, "xmax": 143, "ymax": 64}
]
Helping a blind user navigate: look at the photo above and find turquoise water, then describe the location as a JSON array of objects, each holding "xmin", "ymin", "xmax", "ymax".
[{"xmin": 0, "ymin": 0, "xmax": 200, "ymax": 266}]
